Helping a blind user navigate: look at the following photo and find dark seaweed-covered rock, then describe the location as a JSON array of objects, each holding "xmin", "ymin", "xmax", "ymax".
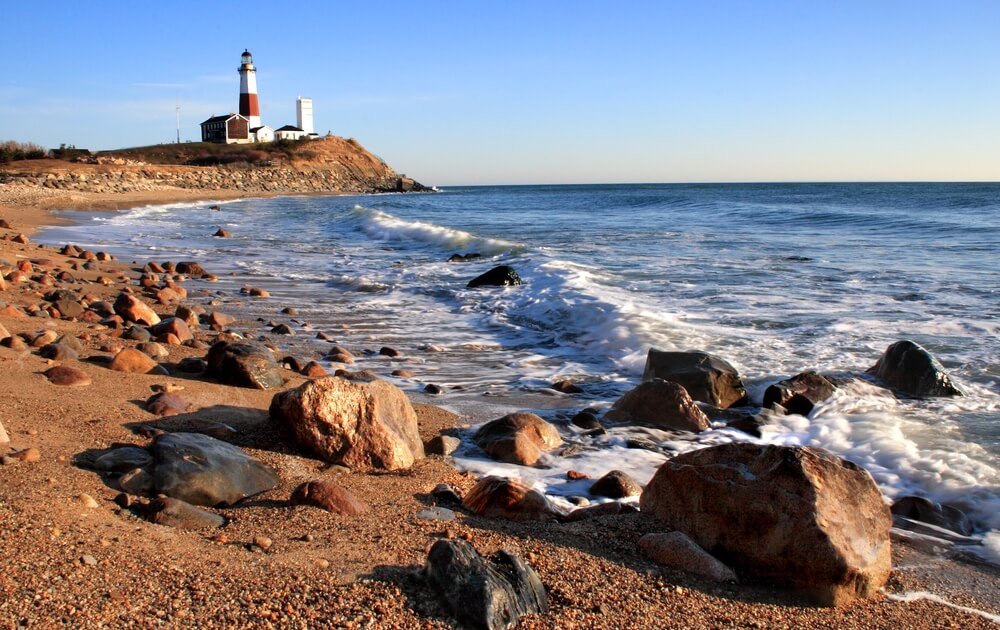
[
  {"xmin": 642, "ymin": 349, "xmax": 748, "ymax": 408},
  {"xmin": 467, "ymin": 266, "xmax": 521, "ymax": 288},
  {"xmin": 205, "ymin": 341, "xmax": 283, "ymax": 389},
  {"xmin": 867, "ymin": 340, "xmax": 963, "ymax": 397},
  {"xmin": 763, "ymin": 371, "xmax": 838, "ymax": 415},
  {"xmin": 891, "ymin": 495, "xmax": 973, "ymax": 536},
  {"xmin": 425, "ymin": 539, "xmax": 547, "ymax": 630}
]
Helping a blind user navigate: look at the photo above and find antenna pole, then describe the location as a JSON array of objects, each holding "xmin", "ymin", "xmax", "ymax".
[{"xmin": 175, "ymin": 101, "xmax": 181, "ymax": 144}]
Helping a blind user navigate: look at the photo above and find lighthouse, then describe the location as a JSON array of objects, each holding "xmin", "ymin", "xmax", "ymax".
[{"xmin": 238, "ymin": 49, "xmax": 261, "ymax": 129}]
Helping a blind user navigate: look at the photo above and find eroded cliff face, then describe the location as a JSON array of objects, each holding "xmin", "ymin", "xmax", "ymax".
[{"xmin": 0, "ymin": 137, "xmax": 426, "ymax": 194}]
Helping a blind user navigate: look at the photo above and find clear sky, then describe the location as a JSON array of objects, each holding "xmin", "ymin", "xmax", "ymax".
[{"xmin": 1, "ymin": 1, "xmax": 998, "ymax": 185}]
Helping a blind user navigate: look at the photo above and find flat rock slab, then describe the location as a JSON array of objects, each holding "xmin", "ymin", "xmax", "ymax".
[
  {"xmin": 205, "ymin": 341, "xmax": 283, "ymax": 390},
  {"xmin": 151, "ymin": 432, "xmax": 280, "ymax": 507},
  {"xmin": 94, "ymin": 446, "xmax": 155, "ymax": 473}
]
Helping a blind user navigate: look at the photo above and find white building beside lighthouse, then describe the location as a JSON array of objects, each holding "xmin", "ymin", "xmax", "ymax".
[{"xmin": 296, "ymin": 97, "xmax": 314, "ymax": 135}]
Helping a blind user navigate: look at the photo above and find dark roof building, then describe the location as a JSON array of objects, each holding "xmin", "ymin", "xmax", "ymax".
[{"xmin": 200, "ymin": 113, "xmax": 251, "ymax": 144}]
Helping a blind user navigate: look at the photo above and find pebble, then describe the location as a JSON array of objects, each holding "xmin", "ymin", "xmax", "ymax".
[
  {"xmin": 314, "ymin": 559, "xmax": 330, "ymax": 569},
  {"xmin": 81, "ymin": 555, "xmax": 98, "ymax": 566},
  {"xmin": 253, "ymin": 536, "xmax": 273, "ymax": 550},
  {"xmin": 416, "ymin": 507, "xmax": 456, "ymax": 522},
  {"xmin": 15, "ymin": 447, "xmax": 41, "ymax": 463},
  {"xmin": 79, "ymin": 493, "xmax": 100, "ymax": 509}
]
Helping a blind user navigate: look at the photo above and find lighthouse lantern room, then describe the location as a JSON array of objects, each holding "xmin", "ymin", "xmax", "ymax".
[{"xmin": 238, "ymin": 49, "xmax": 261, "ymax": 129}]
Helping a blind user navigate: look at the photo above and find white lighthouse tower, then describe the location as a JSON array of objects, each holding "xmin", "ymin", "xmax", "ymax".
[
  {"xmin": 296, "ymin": 96, "xmax": 314, "ymax": 135},
  {"xmin": 238, "ymin": 49, "xmax": 261, "ymax": 129}
]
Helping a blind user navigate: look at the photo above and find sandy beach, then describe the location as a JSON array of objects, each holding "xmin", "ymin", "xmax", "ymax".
[{"xmin": 2, "ymin": 184, "xmax": 999, "ymax": 629}]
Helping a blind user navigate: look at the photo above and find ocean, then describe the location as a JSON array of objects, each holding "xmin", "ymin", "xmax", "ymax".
[{"xmin": 41, "ymin": 182, "xmax": 1000, "ymax": 552}]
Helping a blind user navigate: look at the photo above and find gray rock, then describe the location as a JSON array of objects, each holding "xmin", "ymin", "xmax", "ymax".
[
  {"xmin": 150, "ymin": 496, "xmax": 226, "ymax": 529},
  {"xmin": 868, "ymin": 340, "xmax": 963, "ymax": 397},
  {"xmin": 205, "ymin": 341, "xmax": 283, "ymax": 390},
  {"xmin": 642, "ymin": 349, "xmax": 748, "ymax": 408},
  {"xmin": 467, "ymin": 265, "xmax": 522, "ymax": 288},
  {"xmin": 151, "ymin": 432, "xmax": 280, "ymax": 506},
  {"xmin": 763, "ymin": 371, "xmax": 838, "ymax": 415},
  {"xmin": 94, "ymin": 446, "xmax": 154, "ymax": 473},
  {"xmin": 425, "ymin": 539, "xmax": 547, "ymax": 630}
]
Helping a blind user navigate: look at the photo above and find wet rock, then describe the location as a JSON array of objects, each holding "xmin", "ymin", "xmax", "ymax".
[
  {"xmin": 462, "ymin": 476, "xmax": 561, "ymax": 522},
  {"xmin": 589, "ymin": 470, "xmax": 642, "ymax": 499},
  {"xmin": 891, "ymin": 496, "xmax": 972, "ymax": 537},
  {"xmin": 570, "ymin": 411, "xmax": 602, "ymax": 431},
  {"xmin": 551, "ymin": 379, "xmax": 583, "ymax": 394},
  {"xmin": 271, "ymin": 323, "xmax": 294, "ymax": 335},
  {"xmin": 94, "ymin": 446, "xmax": 154, "ymax": 473},
  {"xmin": 642, "ymin": 349, "xmax": 748, "ymax": 408},
  {"xmin": 42, "ymin": 365, "xmax": 91, "ymax": 386},
  {"xmin": 467, "ymin": 265, "xmax": 522, "ymax": 288},
  {"xmin": 605, "ymin": 379, "xmax": 710, "ymax": 432},
  {"xmin": 213, "ymin": 229, "xmax": 231, "ymax": 238},
  {"xmin": 205, "ymin": 341, "xmax": 283, "ymax": 390},
  {"xmin": 291, "ymin": 479, "xmax": 370, "ymax": 516},
  {"xmin": 426, "ymin": 539, "xmax": 547, "ymax": 630},
  {"xmin": 639, "ymin": 532, "xmax": 738, "ymax": 582},
  {"xmin": 867, "ymin": 340, "xmax": 963, "ymax": 397},
  {"xmin": 151, "ymin": 432, "xmax": 280, "ymax": 507},
  {"xmin": 426, "ymin": 435, "xmax": 461, "ymax": 456},
  {"xmin": 150, "ymin": 496, "xmax": 226, "ymax": 529},
  {"xmin": 473, "ymin": 412, "xmax": 563, "ymax": 466},
  {"xmin": 207, "ymin": 311, "xmax": 235, "ymax": 331},
  {"xmin": 725, "ymin": 415, "xmax": 766, "ymax": 438},
  {"xmin": 113, "ymin": 293, "xmax": 160, "ymax": 326},
  {"xmin": 175, "ymin": 261, "xmax": 208, "ymax": 277},
  {"xmin": 446, "ymin": 252, "xmax": 482, "ymax": 262},
  {"xmin": 146, "ymin": 392, "xmax": 191, "ymax": 417},
  {"xmin": 424, "ymin": 383, "xmax": 443, "ymax": 395},
  {"xmin": 108, "ymin": 348, "xmax": 160, "ymax": 374},
  {"xmin": 763, "ymin": 371, "xmax": 838, "ymax": 415},
  {"xmin": 640, "ymin": 443, "xmax": 892, "ymax": 606},
  {"xmin": 270, "ymin": 376, "xmax": 424, "ymax": 471},
  {"xmin": 379, "ymin": 346, "xmax": 401, "ymax": 357}
]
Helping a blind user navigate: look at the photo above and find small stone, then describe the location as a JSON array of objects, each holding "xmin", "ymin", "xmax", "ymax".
[
  {"xmin": 417, "ymin": 507, "xmax": 456, "ymax": 522},
  {"xmin": 81, "ymin": 554, "xmax": 98, "ymax": 566},
  {"xmin": 314, "ymin": 558, "xmax": 330, "ymax": 569},
  {"xmin": 425, "ymin": 435, "xmax": 461, "ymax": 457},
  {"xmin": 379, "ymin": 346, "xmax": 401, "ymax": 357},
  {"xmin": 567, "ymin": 470, "xmax": 590, "ymax": 481},
  {"xmin": 79, "ymin": 493, "xmax": 100, "ymax": 509},
  {"xmin": 424, "ymin": 383, "xmax": 443, "ymax": 395},
  {"xmin": 15, "ymin": 447, "xmax": 41, "ymax": 463},
  {"xmin": 254, "ymin": 536, "xmax": 273, "ymax": 550}
]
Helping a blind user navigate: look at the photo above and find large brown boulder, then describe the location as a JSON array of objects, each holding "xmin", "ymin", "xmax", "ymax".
[
  {"xmin": 473, "ymin": 412, "xmax": 562, "ymax": 466},
  {"xmin": 640, "ymin": 443, "xmax": 892, "ymax": 606},
  {"xmin": 762, "ymin": 371, "xmax": 838, "ymax": 415},
  {"xmin": 205, "ymin": 341, "xmax": 283, "ymax": 390},
  {"xmin": 867, "ymin": 340, "xmax": 963, "ymax": 397},
  {"xmin": 604, "ymin": 379, "xmax": 710, "ymax": 432},
  {"xmin": 269, "ymin": 376, "xmax": 424, "ymax": 471},
  {"xmin": 642, "ymin": 349, "xmax": 748, "ymax": 408}
]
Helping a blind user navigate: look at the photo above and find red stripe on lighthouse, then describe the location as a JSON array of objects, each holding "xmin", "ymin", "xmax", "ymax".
[{"xmin": 239, "ymin": 93, "xmax": 260, "ymax": 118}]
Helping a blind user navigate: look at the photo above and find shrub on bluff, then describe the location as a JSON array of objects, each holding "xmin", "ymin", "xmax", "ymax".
[
  {"xmin": 640, "ymin": 443, "xmax": 892, "ymax": 606},
  {"xmin": 270, "ymin": 376, "xmax": 424, "ymax": 471}
]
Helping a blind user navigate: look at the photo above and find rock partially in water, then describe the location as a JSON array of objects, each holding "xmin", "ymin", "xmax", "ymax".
[
  {"xmin": 473, "ymin": 413, "xmax": 563, "ymax": 466},
  {"xmin": 640, "ymin": 443, "xmax": 891, "ymax": 606},
  {"xmin": 151, "ymin": 432, "xmax": 279, "ymax": 507},
  {"xmin": 589, "ymin": 470, "xmax": 642, "ymax": 499},
  {"xmin": 642, "ymin": 349, "xmax": 748, "ymax": 408},
  {"xmin": 425, "ymin": 538, "xmax": 547, "ymax": 630},
  {"xmin": 867, "ymin": 340, "xmax": 963, "ymax": 397},
  {"xmin": 467, "ymin": 265, "xmax": 522, "ymax": 288},
  {"xmin": 762, "ymin": 371, "xmax": 838, "ymax": 415},
  {"xmin": 462, "ymin": 476, "xmax": 561, "ymax": 522},
  {"xmin": 605, "ymin": 379, "xmax": 710, "ymax": 432},
  {"xmin": 891, "ymin": 495, "xmax": 973, "ymax": 537}
]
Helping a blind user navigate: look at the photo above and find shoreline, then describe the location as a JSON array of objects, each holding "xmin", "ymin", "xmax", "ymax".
[{"xmin": 2, "ymin": 184, "xmax": 1000, "ymax": 627}]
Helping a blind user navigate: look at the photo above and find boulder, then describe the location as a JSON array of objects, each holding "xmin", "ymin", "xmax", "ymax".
[
  {"xmin": 473, "ymin": 413, "xmax": 563, "ymax": 466},
  {"xmin": 763, "ymin": 371, "xmax": 838, "ymax": 416},
  {"xmin": 291, "ymin": 479, "xmax": 370, "ymax": 516},
  {"xmin": 890, "ymin": 496, "xmax": 972, "ymax": 537},
  {"xmin": 638, "ymin": 532, "xmax": 737, "ymax": 583},
  {"xmin": 640, "ymin": 443, "xmax": 892, "ymax": 606},
  {"xmin": 642, "ymin": 349, "xmax": 748, "ymax": 408},
  {"xmin": 462, "ymin": 476, "xmax": 561, "ymax": 522},
  {"xmin": 175, "ymin": 261, "xmax": 208, "ymax": 277},
  {"xmin": 207, "ymin": 311, "xmax": 235, "ymax": 331},
  {"xmin": 42, "ymin": 365, "xmax": 91, "ymax": 386},
  {"xmin": 269, "ymin": 376, "xmax": 424, "ymax": 471},
  {"xmin": 151, "ymin": 432, "xmax": 280, "ymax": 507},
  {"xmin": 113, "ymin": 293, "xmax": 160, "ymax": 326},
  {"xmin": 589, "ymin": 470, "xmax": 642, "ymax": 499},
  {"xmin": 425, "ymin": 539, "xmax": 547, "ymax": 630},
  {"xmin": 205, "ymin": 341, "xmax": 283, "ymax": 390},
  {"xmin": 605, "ymin": 379, "xmax": 710, "ymax": 432},
  {"xmin": 108, "ymin": 348, "xmax": 160, "ymax": 374},
  {"xmin": 467, "ymin": 266, "xmax": 522, "ymax": 288},
  {"xmin": 867, "ymin": 340, "xmax": 963, "ymax": 397}
]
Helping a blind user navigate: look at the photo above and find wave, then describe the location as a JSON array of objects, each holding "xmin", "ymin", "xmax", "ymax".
[{"xmin": 348, "ymin": 205, "xmax": 526, "ymax": 255}]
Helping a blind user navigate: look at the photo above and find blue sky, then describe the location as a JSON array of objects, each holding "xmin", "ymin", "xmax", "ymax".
[{"xmin": 1, "ymin": 1, "xmax": 998, "ymax": 185}]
